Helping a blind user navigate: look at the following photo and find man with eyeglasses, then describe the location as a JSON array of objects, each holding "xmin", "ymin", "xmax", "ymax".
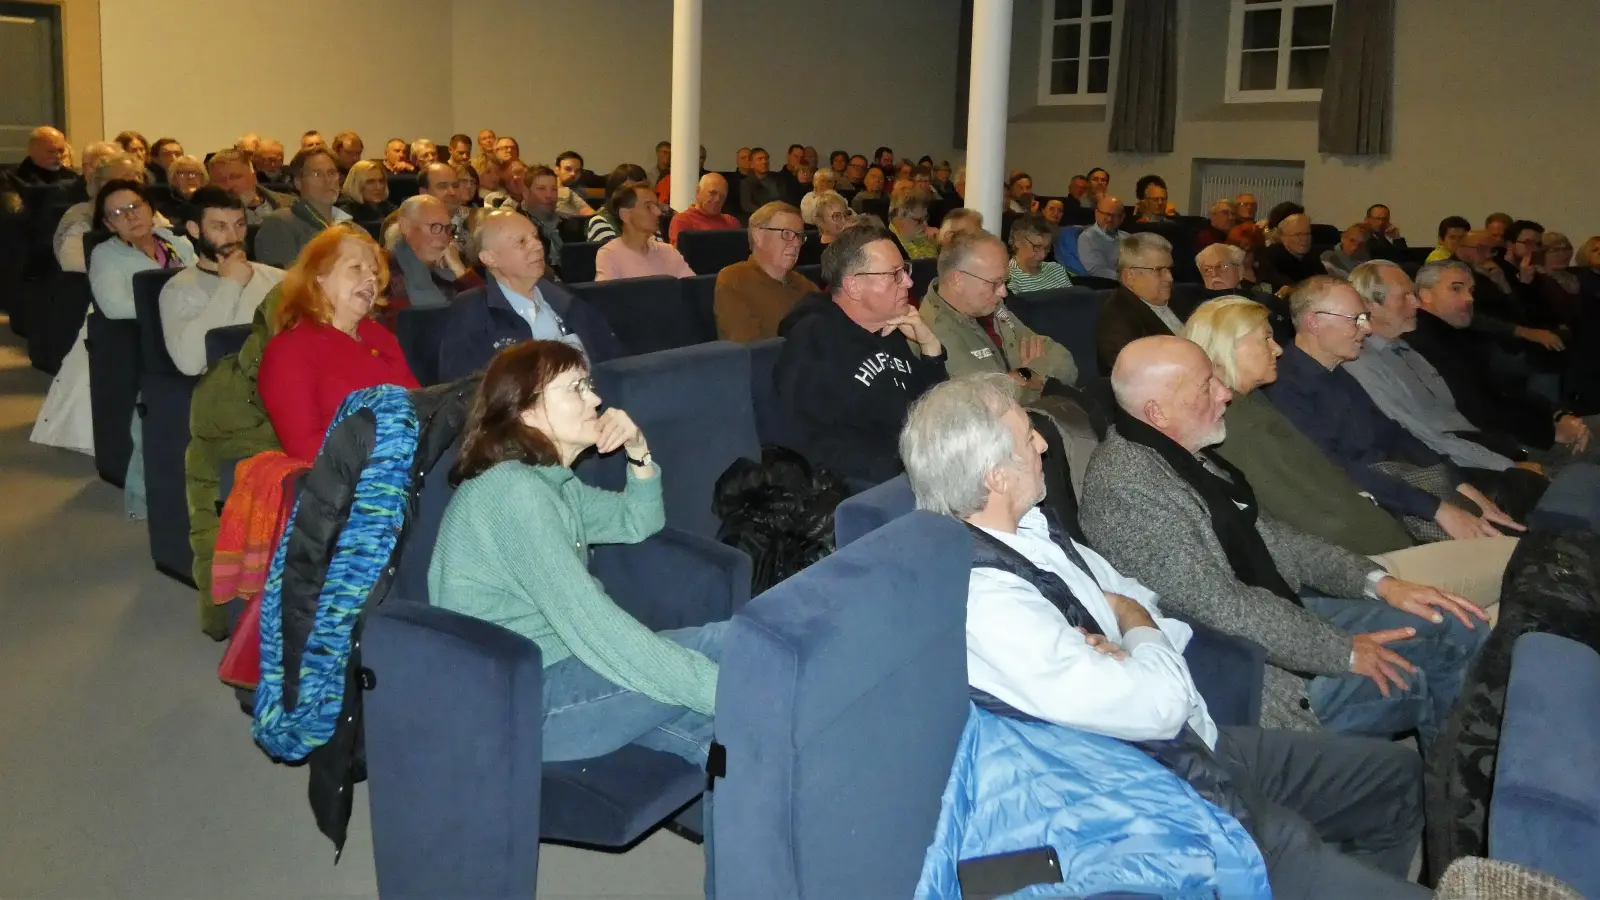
[
  {"xmin": 713, "ymin": 201, "xmax": 817, "ymax": 342},
  {"xmin": 254, "ymin": 147, "xmax": 354, "ymax": 268},
  {"xmin": 774, "ymin": 221, "xmax": 947, "ymax": 485},
  {"xmin": 1076, "ymin": 194, "xmax": 1126, "ymax": 279},
  {"xmin": 1096, "ymin": 232, "xmax": 1182, "ymax": 374},
  {"xmin": 1263, "ymin": 276, "xmax": 1527, "ymax": 542},
  {"xmin": 437, "ymin": 211, "xmax": 621, "ymax": 384},
  {"xmin": 383, "ymin": 195, "xmax": 483, "ymax": 326},
  {"xmin": 921, "ymin": 230, "xmax": 1076, "ymax": 403},
  {"xmin": 667, "ymin": 173, "xmax": 739, "ymax": 246}
]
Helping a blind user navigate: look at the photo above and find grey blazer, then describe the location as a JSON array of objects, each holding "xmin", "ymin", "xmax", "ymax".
[{"xmin": 1078, "ymin": 427, "xmax": 1382, "ymax": 732}]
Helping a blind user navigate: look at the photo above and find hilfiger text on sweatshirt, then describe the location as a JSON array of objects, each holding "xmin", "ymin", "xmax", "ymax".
[{"xmin": 855, "ymin": 351, "xmax": 917, "ymax": 389}]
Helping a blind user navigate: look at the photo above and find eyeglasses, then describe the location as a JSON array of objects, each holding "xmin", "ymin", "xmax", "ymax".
[
  {"xmin": 1020, "ymin": 238, "xmax": 1050, "ymax": 254},
  {"xmin": 105, "ymin": 202, "xmax": 147, "ymax": 221},
  {"xmin": 303, "ymin": 168, "xmax": 342, "ymax": 182},
  {"xmin": 851, "ymin": 262, "xmax": 913, "ymax": 281},
  {"xmin": 423, "ymin": 222, "xmax": 452, "ymax": 235},
  {"xmin": 1315, "ymin": 310, "xmax": 1371, "ymax": 327},
  {"xmin": 539, "ymin": 376, "xmax": 596, "ymax": 398},
  {"xmin": 1126, "ymin": 265, "xmax": 1173, "ymax": 276},
  {"xmin": 958, "ymin": 269, "xmax": 1007, "ymax": 292},
  {"xmin": 757, "ymin": 226, "xmax": 804, "ymax": 243},
  {"xmin": 1198, "ymin": 263, "xmax": 1240, "ymax": 276}
]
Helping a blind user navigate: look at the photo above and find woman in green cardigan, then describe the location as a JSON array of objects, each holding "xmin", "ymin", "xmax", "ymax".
[
  {"xmin": 428, "ymin": 340, "xmax": 724, "ymax": 765},
  {"xmin": 1184, "ymin": 296, "xmax": 1517, "ymax": 612}
]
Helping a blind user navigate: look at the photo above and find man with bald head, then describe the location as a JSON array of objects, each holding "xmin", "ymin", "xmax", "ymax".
[
  {"xmin": 437, "ymin": 211, "xmax": 621, "ymax": 382},
  {"xmin": 1081, "ymin": 333, "xmax": 1489, "ymax": 752},
  {"xmin": 15, "ymin": 125, "xmax": 76, "ymax": 186},
  {"xmin": 666, "ymin": 172, "xmax": 739, "ymax": 246},
  {"xmin": 384, "ymin": 194, "xmax": 483, "ymax": 324},
  {"xmin": 1076, "ymin": 194, "xmax": 1125, "ymax": 279}
]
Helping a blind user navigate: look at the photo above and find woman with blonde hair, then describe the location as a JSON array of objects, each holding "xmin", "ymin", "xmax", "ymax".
[
  {"xmin": 338, "ymin": 159, "xmax": 396, "ymax": 221},
  {"xmin": 257, "ymin": 225, "xmax": 418, "ymax": 460},
  {"xmin": 1185, "ymin": 296, "xmax": 1517, "ymax": 611}
]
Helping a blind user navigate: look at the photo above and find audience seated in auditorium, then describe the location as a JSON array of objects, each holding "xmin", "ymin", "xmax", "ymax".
[
  {"xmin": 492, "ymin": 136, "xmax": 519, "ymax": 166},
  {"xmin": 554, "ymin": 151, "xmax": 596, "ymax": 218},
  {"xmin": 437, "ymin": 211, "xmax": 619, "ymax": 384},
  {"xmin": 1497, "ymin": 219, "xmax": 1552, "ymax": 315},
  {"xmin": 713, "ymin": 202, "xmax": 816, "ymax": 342},
  {"xmin": 775, "ymin": 222, "xmax": 947, "ymax": 485},
  {"xmin": 455, "ymin": 161, "xmax": 484, "ymax": 209},
  {"xmin": 1133, "ymin": 174, "xmax": 1170, "ymax": 224},
  {"xmin": 1195, "ymin": 200, "xmax": 1234, "ymax": 249},
  {"xmin": 800, "ymin": 169, "xmax": 839, "ymax": 224},
  {"xmin": 337, "ymin": 160, "xmax": 396, "ymax": 222},
  {"xmin": 160, "ymin": 186, "xmax": 284, "ymax": 376},
  {"xmin": 1257, "ymin": 213, "xmax": 1321, "ymax": 291},
  {"xmin": 1363, "ymin": 204, "xmax": 1405, "ymax": 259},
  {"xmin": 1080, "ymin": 334, "xmax": 1489, "ymax": 746},
  {"xmin": 385, "ymin": 195, "xmax": 483, "ymax": 321},
  {"xmin": 1062, "ymin": 174, "xmax": 1089, "ymax": 209},
  {"xmin": 1232, "ymin": 193, "xmax": 1259, "ymax": 228},
  {"xmin": 1449, "ymin": 229, "xmax": 1565, "ymax": 352},
  {"xmin": 666, "ymin": 173, "xmax": 738, "ymax": 246},
  {"xmin": 1039, "ymin": 198, "xmax": 1065, "ymax": 226},
  {"xmin": 1004, "ymin": 172, "xmax": 1034, "ymax": 214},
  {"xmin": 1186, "ymin": 296, "xmax": 1518, "ymax": 614},
  {"xmin": 586, "ymin": 164, "xmax": 649, "ymax": 245},
  {"xmin": 113, "ymin": 131, "xmax": 148, "ymax": 168},
  {"xmin": 147, "ymin": 138, "xmax": 182, "ymax": 184},
  {"xmin": 382, "ymin": 138, "xmax": 415, "ymax": 175},
  {"xmin": 468, "ymin": 157, "xmax": 497, "ymax": 202},
  {"xmin": 922, "ymin": 232, "xmax": 1076, "ymax": 403},
  {"xmin": 1483, "ymin": 212, "xmax": 1512, "ymax": 256},
  {"xmin": 594, "ymin": 185, "xmax": 693, "ymax": 282},
  {"xmin": 1096, "ymin": 232, "xmax": 1181, "ymax": 373},
  {"xmin": 54, "ymin": 151, "xmax": 145, "ymax": 273},
  {"xmin": 889, "ymin": 193, "xmax": 939, "ymax": 260},
  {"xmin": 1428, "ymin": 216, "xmax": 1470, "ymax": 263},
  {"xmin": 738, "ymin": 148, "xmax": 784, "ymax": 213},
  {"xmin": 447, "ymin": 133, "xmax": 472, "ymax": 166},
  {"xmin": 1005, "ymin": 214, "xmax": 1071, "ymax": 293},
  {"xmin": 428, "ymin": 341, "xmax": 724, "ymax": 847},
  {"xmin": 258, "ymin": 226, "xmax": 418, "ymax": 461},
  {"xmin": 417, "ymin": 162, "xmax": 470, "ymax": 251},
  {"xmin": 849, "ymin": 166, "xmax": 886, "ymax": 214},
  {"xmin": 937, "ymin": 207, "xmax": 983, "ymax": 250},
  {"xmin": 517, "ymin": 164, "xmax": 566, "ymax": 259},
  {"xmin": 827, "ymin": 149, "xmax": 849, "ymax": 184},
  {"xmin": 1077, "ymin": 194, "xmax": 1125, "ymax": 279},
  {"xmin": 164, "ymin": 155, "xmax": 207, "ymax": 204},
  {"xmin": 1321, "ymin": 224, "xmax": 1372, "ymax": 278},
  {"xmin": 253, "ymin": 139, "xmax": 289, "ymax": 190},
  {"xmin": 901, "ymin": 374, "xmax": 1432, "ymax": 899},
  {"xmin": 473, "ymin": 130, "xmax": 496, "ymax": 167},
  {"xmin": 1262, "ymin": 276, "xmax": 1532, "ymax": 542},
  {"xmin": 87, "ymin": 180, "xmax": 196, "ymax": 321},
  {"xmin": 482, "ymin": 159, "xmax": 527, "ymax": 212},
  {"xmin": 234, "ymin": 132, "xmax": 261, "ymax": 157},
  {"xmin": 1538, "ymin": 231, "xmax": 1583, "ymax": 326},
  {"xmin": 14, "ymin": 126, "xmax": 77, "ymax": 186},
  {"xmin": 255, "ymin": 149, "xmax": 353, "ymax": 269},
  {"xmin": 330, "ymin": 131, "xmax": 364, "ymax": 175},
  {"xmin": 1086, "ymin": 167, "xmax": 1110, "ymax": 202},
  {"xmin": 843, "ymin": 155, "xmax": 868, "ymax": 191},
  {"xmin": 300, "ymin": 131, "xmax": 327, "ymax": 152},
  {"xmin": 1194, "ymin": 243, "xmax": 1291, "ymax": 341},
  {"xmin": 409, "ymin": 139, "xmax": 439, "ymax": 168},
  {"xmin": 208, "ymin": 149, "xmax": 292, "ymax": 227}
]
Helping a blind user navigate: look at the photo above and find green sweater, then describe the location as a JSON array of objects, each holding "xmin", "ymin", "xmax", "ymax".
[
  {"xmin": 1214, "ymin": 390, "xmax": 1415, "ymax": 555},
  {"xmin": 428, "ymin": 459, "xmax": 719, "ymax": 714}
]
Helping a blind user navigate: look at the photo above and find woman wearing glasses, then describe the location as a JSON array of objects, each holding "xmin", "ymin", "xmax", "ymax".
[
  {"xmin": 713, "ymin": 201, "xmax": 818, "ymax": 342},
  {"xmin": 1005, "ymin": 214, "xmax": 1071, "ymax": 293},
  {"xmin": 888, "ymin": 193, "xmax": 938, "ymax": 260},
  {"xmin": 254, "ymin": 148, "xmax": 355, "ymax": 268}
]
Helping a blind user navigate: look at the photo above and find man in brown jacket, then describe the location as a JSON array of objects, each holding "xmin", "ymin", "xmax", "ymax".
[
  {"xmin": 713, "ymin": 201, "xmax": 817, "ymax": 342},
  {"xmin": 1095, "ymin": 231, "xmax": 1183, "ymax": 374}
]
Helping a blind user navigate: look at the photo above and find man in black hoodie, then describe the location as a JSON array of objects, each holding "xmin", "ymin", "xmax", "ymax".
[{"xmin": 775, "ymin": 221, "xmax": 948, "ymax": 486}]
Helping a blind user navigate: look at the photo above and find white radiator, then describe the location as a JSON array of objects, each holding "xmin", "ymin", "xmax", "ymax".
[{"xmin": 1194, "ymin": 161, "xmax": 1305, "ymax": 217}]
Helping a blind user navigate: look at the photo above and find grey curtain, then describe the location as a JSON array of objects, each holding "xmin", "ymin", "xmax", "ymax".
[
  {"xmin": 1318, "ymin": 0, "xmax": 1395, "ymax": 156},
  {"xmin": 1107, "ymin": 0, "xmax": 1178, "ymax": 154}
]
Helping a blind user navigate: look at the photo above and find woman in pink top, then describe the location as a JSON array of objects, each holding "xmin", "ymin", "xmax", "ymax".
[{"xmin": 594, "ymin": 184, "xmax": 696, "ymax": 281}]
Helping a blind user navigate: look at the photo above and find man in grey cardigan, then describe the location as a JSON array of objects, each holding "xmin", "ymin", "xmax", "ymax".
[{"xmin": 1079, "ymin": 335, "xmax": 1489, "ymax": 745}]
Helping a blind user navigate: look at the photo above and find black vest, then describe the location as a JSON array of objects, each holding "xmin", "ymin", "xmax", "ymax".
[{"xmin": 966, "ymin": 520, "xmax": 1260, "ymax": 838}]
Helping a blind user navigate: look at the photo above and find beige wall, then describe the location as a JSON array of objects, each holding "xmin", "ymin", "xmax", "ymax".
[
  {"xmin": 37, "ymin": 0, "xmax": 102, "ymax": 146},
  {"xmin": 1006, "ymin": 0, "xmax": 1600, "ymax": 240},
  {"xmin": 96, "ymin": 0, "xmax": 453, "ymax": 158}
]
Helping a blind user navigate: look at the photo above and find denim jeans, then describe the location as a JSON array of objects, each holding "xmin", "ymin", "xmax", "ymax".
[
  {"xmin": 541, "ymin": 619, "xmax": 726, "ymax": 764},
  {"xmin": 1303, "ymin": 595, "xmax": 1488, "ymax": 748}
]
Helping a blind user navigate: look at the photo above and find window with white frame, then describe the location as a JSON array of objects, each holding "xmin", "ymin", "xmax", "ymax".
[
  {"xmin": 1224, "ymin": 0, "xmax": 1334, "ymax": 103},
  {"xmin": 1037, "ymin": 0, "xmax": 1119, "ymax": 106}
]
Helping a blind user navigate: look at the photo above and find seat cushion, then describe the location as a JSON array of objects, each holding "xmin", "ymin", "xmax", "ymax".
[{"xmin": 541, "ymin": 746, "xmax": 706, "ymax": 846}]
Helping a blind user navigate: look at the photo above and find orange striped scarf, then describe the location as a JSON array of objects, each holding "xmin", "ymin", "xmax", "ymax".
[{"xmin": 211, "ymin": 451, "xmax": 311, "ymax": 607}]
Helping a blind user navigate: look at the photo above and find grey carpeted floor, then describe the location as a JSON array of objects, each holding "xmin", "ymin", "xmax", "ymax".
[{"xmin": 0, "ymin": 321, "xmax": 705, "ymax": 899}]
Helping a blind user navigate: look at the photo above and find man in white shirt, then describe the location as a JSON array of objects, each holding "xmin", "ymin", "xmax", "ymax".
[
  {"xmin": 159, "ymin": 186, "xmax": 283, "ymax": 375},
  {"xmin": 898, "ymin": 373, "xmax": 1430, "ymax": 900}
]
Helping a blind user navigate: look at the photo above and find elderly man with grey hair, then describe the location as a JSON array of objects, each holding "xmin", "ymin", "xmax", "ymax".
[
  {"xmin": 384, "ymin": 194, "xmax": 482, "ymax": 320},
  {"xmin": 1094, "ymin": 231, "xmax": 1179, "ymax": 373},
  {"xmin": 1080, "ymin": 333, "xmax": 1490, "ymax": 752},
  {"xmin": 409, "ymin": 138, "xmax": 440, "ymax": 169},
  {"xmin": 903, "ymin": 372, "xmax": 1431, "ymax": 900}
]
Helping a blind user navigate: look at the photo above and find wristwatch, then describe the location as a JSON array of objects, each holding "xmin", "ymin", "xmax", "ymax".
[
  {"xmin": 1016, "ymin": 367, "xmax": 1036, "ymax": 382},
  {"xmin": 627, "ymin": 451, "xmax": 654, "ymax": 468}
]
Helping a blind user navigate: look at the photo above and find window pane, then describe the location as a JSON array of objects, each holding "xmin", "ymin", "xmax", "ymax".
[
  {"xmin": 1087, "ymin": 57, "xmax": 1110, "ymax": 94},
  {"xmin": 1053, "ymin": 23, "xmax": 1081, "ymax": 59},
  {"xmin": 1291, "ymin": 4, "xmax": 1333, "ymax": 47},
  {"xmin": 1288, "ymin": 48, "xmax": 1328, "ymax": 89},
  {"xmin": 1090, "ymin": 0, "xmax": 1113, "ymax": 16},
  {"xmin": 1051, "ymin": 60, "xmax": 1081, "ymax": 95},
  {"xmin": 1239, "ymin": 50, "xmax": 1279, "ymax": 91},
  {"xmin": 1242, "ymin": 8, "xmax": 1281, "ymax": 51},
  {"xmin": 1054, "ymin": 0, "xmax": 1083, "ymax": 20},
  {"xmin": 1089, "ymin": 20, "xmax": 1113, "ymax": 56}
]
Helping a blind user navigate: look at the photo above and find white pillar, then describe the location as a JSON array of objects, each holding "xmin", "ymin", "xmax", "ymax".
[
  {"xmin": 964, "ymin": 0, "xmax": 1013, "ymax": 230},
  {"xmin": 669, "ymin": 0, "xmax": 703, "ymax": 212}
]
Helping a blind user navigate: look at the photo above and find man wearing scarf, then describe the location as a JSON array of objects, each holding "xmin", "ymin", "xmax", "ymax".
[{"xmin": 382, "ymin": 195, "xmax": 482, "ymax": 327}]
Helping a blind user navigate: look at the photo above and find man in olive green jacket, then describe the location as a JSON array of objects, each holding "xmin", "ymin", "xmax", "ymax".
[{"xmin": 920, "ymin": 230, "xmax": 1077, "ymax": 403}]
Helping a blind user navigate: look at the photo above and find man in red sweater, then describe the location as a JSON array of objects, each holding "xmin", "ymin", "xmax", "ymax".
[{"xmin": 667, "ymin": 174, "xmax": 738, "ymax": 246}]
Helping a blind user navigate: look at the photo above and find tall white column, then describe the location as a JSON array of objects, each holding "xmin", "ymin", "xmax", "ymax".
[
  {"xmin": 964, "ymin": 0, "xmax": 1013, "ymax": 230},
  {"xmin": 669, "ymin": 0, "xmax": 703, "ymax": 212}
]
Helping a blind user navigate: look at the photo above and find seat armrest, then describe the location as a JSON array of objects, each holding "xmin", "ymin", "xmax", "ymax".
[
  {"xmin": 591, "ymin": 527, "xmax": 753, "ymax": 633},
  {"xmin": 1169, "ymin": 612, "xmax": 1266, "ymax": 728}
]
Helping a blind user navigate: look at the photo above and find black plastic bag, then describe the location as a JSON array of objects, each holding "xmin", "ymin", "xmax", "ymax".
[{"xmin": 713, "ymin": 446, "xmax": 848, "ymax": 594}]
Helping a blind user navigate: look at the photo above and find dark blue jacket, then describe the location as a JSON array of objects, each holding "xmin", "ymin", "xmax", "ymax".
[
  {"xmin": 436, "ymin": 277, "xmax": 623, "ymax": 383},
  {"xmin": 1261, "ymin": 343, "xmax": 1457, "ymax": 520}
]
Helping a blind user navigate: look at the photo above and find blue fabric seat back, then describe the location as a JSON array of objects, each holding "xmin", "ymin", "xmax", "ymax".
[
  {"xmin": 205, "ymin": 324, "xmax": 253, "ymax": 369},
  {"xmin": 31, "ymin": 270, "xmax": 92, "ymax": 374},
  {"xmin": 1490, "ymin": 632, "xmax": 1600, "ymax": 897},
  {"xmin": 834, "ymin": 474, "xmax": 917, "ymax": 547},
  {"xmin": 559, "ymin": 241, "xmax": 599, "ymax": 284},
  {"xmin": 569, "ymin": 275, "xmax": 709, "ymax": 355},
  {"xmin": 395, "ymin": 306, "xmax": 451, "ymax": 386},
  {"xmin": 386, "ymin": 173, "xmax": 419, "ymax": 202},
  {"xmin": 677, "ymin": 228, "xmax": 750, "ymax": 275},
  {"xmin": 681, "ymin": 273, "xmax": 719, "ymax": 342},
  {"xmin": 794, "ymin": 263, "xmax": 823, "ymax": 288},
  {"xmin": 85, "ymin": 264, "xmax": 143, "ymax": 488},
  {"xmin": 393, "ymin": 437, "xmax": 463, "ymax": 606},
  {"xmin": 714, "ymin": 512, "xmax": 974, "ymax": 900},
  {"xmin": 363, "ymin": 599, "xmax": 543, "ymax": 900},
  {"xmin": 1008, "ymin": 287, "xmax": 1107, "ymax": 376},
  {"xmin": 746, "ymin": 336, "xmax": 797, "ymax": 448},
  {"xmin": 585, "ymin": 341, "xmax": 761, "ymax": 538},
  {"xmin": 132, "ymin": 269, "xmax": 183, "ymax": 376},
  {"xmin": 131, "ymin": 268, "xmax": 197, "ymax": 582},
  {"xmin": 910, "ymin": 258, "xmax": 939, "ymax": 300}
]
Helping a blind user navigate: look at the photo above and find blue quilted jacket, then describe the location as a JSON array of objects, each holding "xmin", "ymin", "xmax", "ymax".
[{"xmin": 916, "ymin": 706, "xmax": 1271, "ymax": 899}]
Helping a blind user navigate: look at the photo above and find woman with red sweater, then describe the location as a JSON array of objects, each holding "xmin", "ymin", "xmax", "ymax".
[{"xmin": 258, "ymin": 224, "xmax": 420, "ymax": 461}]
